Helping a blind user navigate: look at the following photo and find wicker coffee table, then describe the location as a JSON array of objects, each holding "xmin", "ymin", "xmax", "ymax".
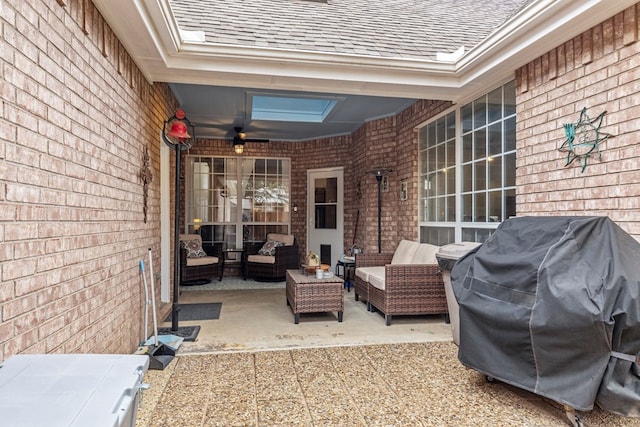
[{"xmin": 286, "ymin": 269, "xmax": 344, "ymax": 324}]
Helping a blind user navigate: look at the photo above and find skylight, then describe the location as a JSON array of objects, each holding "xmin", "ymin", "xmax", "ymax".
[{"xmin": 251, "ymin": 95, "xmax": 337, "ymax": 123}]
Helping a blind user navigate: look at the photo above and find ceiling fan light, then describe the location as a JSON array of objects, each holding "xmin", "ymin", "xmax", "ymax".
[{"xmin": 234, "ymin": 142, "xmax": 244, "ymax": 154}]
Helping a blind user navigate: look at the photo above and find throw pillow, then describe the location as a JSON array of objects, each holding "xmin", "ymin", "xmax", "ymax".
[
  {"xmin": 181, "ymin": 239, "xmax": 207, "ymax": 258},
  {"xmin": 258, "ymin": 240, "xmax": 284, "ymax": 256}
]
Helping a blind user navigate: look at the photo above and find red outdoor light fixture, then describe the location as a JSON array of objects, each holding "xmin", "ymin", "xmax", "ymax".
[
  {"xmin": 162, "ymin": 109, "xmax": 193, "ymax": 144},
  {"xmin": 162, "ymin": 110, "xmax": 195, "ymax": 334}
]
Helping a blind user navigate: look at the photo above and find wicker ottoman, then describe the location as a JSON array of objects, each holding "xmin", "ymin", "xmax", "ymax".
[{"xmin": 286, "ymin": 269, "xmax": 344, "ymax": 324}]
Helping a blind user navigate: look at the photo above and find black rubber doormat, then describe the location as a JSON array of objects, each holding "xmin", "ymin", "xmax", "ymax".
[
  {"xmin": 163, "ymin": 303, "xmax": 222, "ymax": 322},
  {"xmin": 158, "ymin": 325, "xmax": 200, "ymax": 342}
]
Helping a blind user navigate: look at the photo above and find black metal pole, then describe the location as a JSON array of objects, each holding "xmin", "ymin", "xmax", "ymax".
[
  {"xmin": 376, "ymin": 175, "xmax": 382, "ymax": 253},
  {"xmin": 171, "ymin": 146, "xmax": 181, "ymax": 331}
]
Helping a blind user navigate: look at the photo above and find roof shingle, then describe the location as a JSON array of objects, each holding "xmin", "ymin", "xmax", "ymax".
[{"xmin": 170, "ymin": 0, "xmax": 532, "ymax": 60}]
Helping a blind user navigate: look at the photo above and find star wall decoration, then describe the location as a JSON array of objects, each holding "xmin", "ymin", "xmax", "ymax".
[{"xmin": 559, "ymin": 107, "xmax": 610, "ymax": 172}]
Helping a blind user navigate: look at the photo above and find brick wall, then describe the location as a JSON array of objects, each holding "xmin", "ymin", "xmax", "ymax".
[
  {"xmin": 0, "ymin": 0, "xmax": 175, "ymax": 360},
  {"xmin": 516, "ymin": 4, "xmax": 640, "ymax": 239}
]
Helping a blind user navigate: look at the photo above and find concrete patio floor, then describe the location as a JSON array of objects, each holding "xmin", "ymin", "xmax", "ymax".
[
  {"xmin": 164, "ymin": 278, "xmax": 452, "ymax": 355},
  {"xmin": 134, "ymin": 277, "xmax": 639, "ymax": 427}
]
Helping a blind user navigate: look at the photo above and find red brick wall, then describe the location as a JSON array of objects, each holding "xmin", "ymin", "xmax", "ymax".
[
  {"xmin": 516, "ymin": 4, "xmax": 640, "ymax": 239},
  {"xmin": 0, "ymin": 0, "xmax": 175, "ymax": 360},
  {"xmin": 290, "ymin": 136, "xmax": 352, "ymax": 255},
  {"xmin": 353, "ymin": 100, "xmax": 453, "ymax": 253}
]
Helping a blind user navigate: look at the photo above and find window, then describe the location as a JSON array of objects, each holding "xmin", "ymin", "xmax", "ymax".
[
  {"xmin": 419, "ymin": 81, "xmax": 516, "ymax": 245},
  {"xmin": 314, "ymin": 177, "xmax": 338, "ymax": 229},
  {"xmin": 186, "ymin": 156, "xmax": 291, "ymax": 249}
]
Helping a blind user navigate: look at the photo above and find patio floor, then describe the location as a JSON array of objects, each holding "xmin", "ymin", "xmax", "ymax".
[
  {"xmin": 134, "ymin": 278, "xmax": 639, "ymax": 426},
  {"xmin": 159, "ymin": 278, "xmax": 452, "ymax": 354}
]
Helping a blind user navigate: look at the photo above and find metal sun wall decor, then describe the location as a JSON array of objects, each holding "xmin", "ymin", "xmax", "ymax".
[{"xmin": 559, "ymin": 107, "xmax": 610, "ymax": 172}]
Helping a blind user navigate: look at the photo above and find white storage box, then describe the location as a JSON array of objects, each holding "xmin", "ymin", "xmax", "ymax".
[{"xmin": 0, "ymin": 354, "xmax": 149, "ymax": 427}]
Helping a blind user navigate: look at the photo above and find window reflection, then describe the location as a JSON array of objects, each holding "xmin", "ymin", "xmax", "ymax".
[
  {"xmin": 186, "ymin": 156, "xmax": 290, "ymax": 249},
  {"xmin": 314, "ymin": 178, "xmax": 337, "ymax": 229}
]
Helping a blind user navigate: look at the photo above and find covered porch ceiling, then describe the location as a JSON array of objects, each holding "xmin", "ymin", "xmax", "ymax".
[{"xmin": 93, "ymin": 0, "xmax": 636, "ymax": 141}]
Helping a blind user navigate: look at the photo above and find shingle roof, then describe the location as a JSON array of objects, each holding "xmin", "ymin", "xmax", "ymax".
[{"xmin": 170, "ymin": 0, "xmax": 532, "ymax": 61}]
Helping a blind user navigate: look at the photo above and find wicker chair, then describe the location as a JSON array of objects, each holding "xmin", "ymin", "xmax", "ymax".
[
  {"xmin": 244, "ymin": 233, "xmax": 299, "ymax": 281},
  {"xmin": 354, "ymin": 252, "xmax": 393, "ymax": 307},
  {"xmin": 179, "ymin": 234, "xmax": 224, "ymax": 285},
  {"xmin": 354, "ymin": 240, "xmax": 448, "ymax": 326},
  {"xmin": 368, "ymin": 263, "xmax": 447, "ymax": 326}
]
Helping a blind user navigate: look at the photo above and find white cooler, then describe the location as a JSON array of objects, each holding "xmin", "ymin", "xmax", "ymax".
[
  {"xmin": 0, "ymin": 354, "xmax": 149, "ymax": 427},
  {"xmin": 436, "ymin": 242, "xmax": 481, "ymax": 346}
]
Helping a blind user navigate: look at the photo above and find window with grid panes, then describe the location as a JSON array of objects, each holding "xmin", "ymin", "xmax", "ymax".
[
  {"xmin": 419, "ymin": 81, "xmax": 516, "ymax": 245},
  {"xmin": 185, "ymin": 156, "xmax": 290, "ymax": 250},
  {"xmin": 419, "ymin": 111, "xmax": 456, "ymax": 245}
]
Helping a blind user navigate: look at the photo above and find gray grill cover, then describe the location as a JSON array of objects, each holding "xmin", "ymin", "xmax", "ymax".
[{"xmin": 451, "ymin": 216, "xmax": 640, "ymax": 416}]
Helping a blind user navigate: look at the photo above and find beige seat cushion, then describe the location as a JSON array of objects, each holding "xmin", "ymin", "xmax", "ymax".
[
  {"xmin": 247, "ymin": 254, "xmax": 276, "ymax": 264},
  {"xmin": 391, "ymin": 240, "xmax": 420, "ymax": 264},
  {"xmin": 186, "ymin": 256, "xmax": 219, "ymax": 267},
  {"xmin": 411, "ymin": 243, "xmax": 440, "ymax": 264},
  {"xmin": 355, "ymin": 266, "xmax": 385, "ymax": 283},
  {"xmin": 368, "ymin": 272, "xmax": 386, "ymax": 291},
  {"xmin": 267, "ymin": 233, "xmax": 294, "ymax": 246}
]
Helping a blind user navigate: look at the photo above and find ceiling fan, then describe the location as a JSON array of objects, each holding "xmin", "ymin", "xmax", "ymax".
[{"xmin": 233, "ymin": 126, "xmax": 269, "ymax": 154}]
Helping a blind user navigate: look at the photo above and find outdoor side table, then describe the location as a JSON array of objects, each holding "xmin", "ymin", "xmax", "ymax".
[
  {"xmin": 335, "ymin": 259, "xmax": 356, "ymax": 291},
  {"xmin": 286, "ymin": 269, "xmax": 344, "ymax": 324},
  {"xmin": 223, "ymin": 248, "xmax": 245, "ymax": 277}
]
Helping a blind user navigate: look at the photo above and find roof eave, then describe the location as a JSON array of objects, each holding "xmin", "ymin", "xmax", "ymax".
[
  {"xmin": 166, "ymin": 43, "xmax": 461, "ymax": 98},
  {"xmin": 456, "ymin": 0, "xmax": 638, "ymax": 102},
  {"xmin": 94, "ymin": 0, "xmax": 638, "ymax": 102}
]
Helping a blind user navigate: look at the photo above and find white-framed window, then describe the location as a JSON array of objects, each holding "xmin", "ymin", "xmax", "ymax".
[
  {"xmin": 419, "ymin": 81, "xmax": 516, "ymax": 244},
  {"xmin": 185, "ymin": 156, "xmax": 291, "ymax": 249}
]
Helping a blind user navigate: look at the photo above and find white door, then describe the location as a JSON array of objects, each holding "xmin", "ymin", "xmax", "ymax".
[{"xmin": 307, "ymin": 168, "xmax": 344, "ymax": 266}]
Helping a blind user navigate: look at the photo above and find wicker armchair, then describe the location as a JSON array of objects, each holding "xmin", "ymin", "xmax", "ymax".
[
  {"xmin": 244, "ymin": 233, "xmax": 299, "ymax": 281},
  {"xmin": 368, "ymin": 263, "xmax": 447, "ymax": 326},
  {"xmin": 354, "ymin": 252, "xmax": 393, "ymax": 307},
  {"xmin": 354, "ymin": 240, "xmax": 448, "ymax": 326},
  {"xmin": 179, "ymin": 234, "xmax": 224, "ymax": 285}
]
